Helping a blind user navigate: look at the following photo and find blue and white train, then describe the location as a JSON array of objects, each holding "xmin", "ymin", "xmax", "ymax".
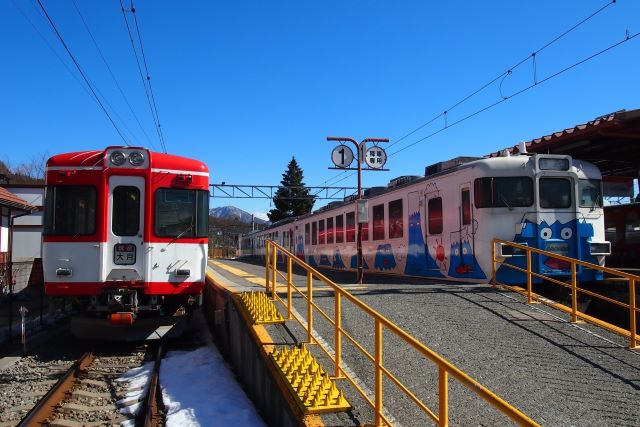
[{"xmin": 240, "ymin": 152, "xmax": 611, "ymax": 284}]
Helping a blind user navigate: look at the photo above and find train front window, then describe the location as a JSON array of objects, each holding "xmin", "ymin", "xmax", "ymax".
[
  {"xmin": 539, "ymin": 178, "xmax": 572, "ymax": 209},
  {"xmin": 44, "ymin": 186, "xmax": 96, "ymax": 235},
  {"xmin": 154, "ymin": 189, "xmax": 209, "ymax": 238},
  {"xmin": 579, "ymin": 179, "xmax": 603, "ymax": 208},
  {"xmin": 112, "ymin": 186, "xmax": 140, "ymax": 236}
]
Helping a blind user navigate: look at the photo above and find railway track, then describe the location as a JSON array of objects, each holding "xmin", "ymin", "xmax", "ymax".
[{"xmin": 13, "ymin": 344, "xmax": 162, "ymax": 427}]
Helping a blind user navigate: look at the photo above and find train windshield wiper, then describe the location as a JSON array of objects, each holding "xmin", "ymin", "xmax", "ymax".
[{"xmin": 169, "ymin": 223, "xmax": 194, "ymax": 244}]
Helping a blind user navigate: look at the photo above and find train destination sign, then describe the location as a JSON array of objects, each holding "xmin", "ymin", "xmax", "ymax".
[
  {"xmin": 365, "ymin": 146, "xmax": 387, "ymax": 169},
  {"xmin": 331, "ymin": 144, "xmax": 354, "ymax": 168}
]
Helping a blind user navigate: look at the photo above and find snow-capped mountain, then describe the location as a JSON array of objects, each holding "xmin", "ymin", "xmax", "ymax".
[{"xmin": 209, "ymin": 206, "xmax": 269, "ymax": 224}]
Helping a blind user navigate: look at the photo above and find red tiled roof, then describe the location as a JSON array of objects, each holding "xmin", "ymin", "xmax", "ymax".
[{"xmin": 0, "ymin": 187, "xmax": 34, "ymax": 212}]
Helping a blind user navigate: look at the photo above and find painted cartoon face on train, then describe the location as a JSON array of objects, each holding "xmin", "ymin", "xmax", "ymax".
[
  {"xmin": 448, "ymin": 240, "xmax": 486, "ymax": 279},
  {"xmin": 374, "ymin": 244, "xmax": 397, "ymax": 271}
]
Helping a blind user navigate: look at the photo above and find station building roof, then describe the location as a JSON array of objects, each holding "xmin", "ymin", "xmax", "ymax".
[
  {"xmin": 488, "ymin": 109, "xmax": 640, "ymax": 177},
  {"xmin": 0, "ymin": 187, "xmax": 34, "ymax": 213}
]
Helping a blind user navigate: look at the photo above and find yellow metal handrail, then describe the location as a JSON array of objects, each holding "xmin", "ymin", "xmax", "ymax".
[
  {"xmin": 492, "ymin": 238, "xmax": 639, "ymax": 349},
  {"xmin": 266, "ymin": 240, "xmax": 538, "ymax": 427}
]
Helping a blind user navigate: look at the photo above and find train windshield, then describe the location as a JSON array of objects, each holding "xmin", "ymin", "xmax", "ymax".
[
  {"xmin": 154, "ymin": 189, "xmax": 209, "ymax": 238},
  {"xmin": 578, "ymin": 179, "xmax": 603, "ymax": 208},
  {"xmin": 539, "ymin": 178, "xmax": 572, "ymax": 209},
  {"xmin": 44, "ymin": 185, "xmax": 96, "ymax": 235}
]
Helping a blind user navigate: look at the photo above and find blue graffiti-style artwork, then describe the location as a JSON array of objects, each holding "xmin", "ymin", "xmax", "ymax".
[
  {"xmin": 319, "ymin": 253, "xmax": 332, "ymax": 267},
  {"xmin": 448, "ymin": 240, "xmax": 486, "ymax": 279},
  {"xmin": 350, "ymin": 254, "xmax": 369, "ymax": 269},
  {"xmin": 333, "ymin": 250, "xmax": 346, "ymax": 269},
  {"xmin": 374, "ymin": 244, "xmax": 397, "ymax": 271},
  {"xmin": 295, "ymin": 235, "xmax": 305, "ymax": 261},
  {"xmin": 496, "ymin": 218, "xmax": 599, "ymax": 284},
  {"xmin": 404, "ymin": 211, "xmax": 444, "ymax": 277},
  {"xmin": 307, "ymin": 254, "xmax": 318, "ymax": 267}
]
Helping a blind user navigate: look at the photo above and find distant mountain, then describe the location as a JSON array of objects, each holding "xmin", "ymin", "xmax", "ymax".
[{"xmin": 209, "ymin": 206, "xmax": 269, "ymax": 224}]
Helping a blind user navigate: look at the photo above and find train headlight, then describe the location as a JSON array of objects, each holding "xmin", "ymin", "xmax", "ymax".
[
  {"xmin": 589, "ymin": 242, "xmax": 611, "ymax": 255},
  {"xmin": 129, "ymin": 151, "xmax": 145, "ymax": 166},
  {"xmin": 110, "ymin": 151, "xmax": 126, "ymax": 166}
]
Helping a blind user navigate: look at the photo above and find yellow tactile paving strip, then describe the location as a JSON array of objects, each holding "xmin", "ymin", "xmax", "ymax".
[{"xmin": 238, "ymin": 291, "xmax": 285, "ymax": 324}]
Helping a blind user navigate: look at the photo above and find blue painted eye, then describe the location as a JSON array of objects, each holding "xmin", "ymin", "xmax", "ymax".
[
  {"xmin": 453, "ymin": 248, "xmax": 459, "ymax": 255},
  {"xmin": 462, "ymin": 247, "xmax": 468, "ymax": 255},
  {"xmin": 561, "ymin": 227, "xmax": 572, "ymax": 239},
  {"xmin": 540, "ymin": 227, "xmax": 552, "ymax": 240}
]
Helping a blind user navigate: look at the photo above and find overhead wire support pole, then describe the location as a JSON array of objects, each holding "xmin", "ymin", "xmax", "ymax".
[{"xmin": 327, "ymin": 136, "xmax": 389, "ymax": 284}]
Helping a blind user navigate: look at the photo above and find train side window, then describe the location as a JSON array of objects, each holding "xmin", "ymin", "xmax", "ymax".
[
  {"xmin": 474, "ymin": 177, "xmax": 533, "ymax": 208},
  {"xmin": 346, "ymin": 212, "xmax": 355, "ymax": 242},
  {"xmin": 428, "ymin": 197, "xmax": 443, "ymax": 234},
  {"xmin": 373, "ymin": 204, "xmax": 385, "ymax": 240},
  {"xmin": 305, "ymin": 223, "xmax": 310, "ymax": 245},
  {"xmin": 388, "ymin": 199, "xmax": 403, "ymax": 239},
  {"xmin": 336, "ymin": 214, "xmax": 344, "ymax": 243},
  {"xmin": 539, "ymin": 178, "xmax": 572, "ymax": 209},
  {"xmin": 319, "ymin": 220, "xmax": 325, "ymax": 245},
  {"xmin": 362, "ymin": 221, "xmax": 369, "ymax": 241},
  {"xmin": 44, "ymin": 185, "xmax": 97, "ymax": 236},
  {"xmin": 461, "ymin": 189, "xmax": 471, "ymax": 225},
  {"xmin": 578, "ymin": 179, "xmax": 603, "ymax": 208},
  {"xmin": 312, "ymin": 222, "xmax": 317, "ymax": 245},
  {"xmin": 327, "ymin": 217, "xmax": 334, "ymax": 244},
  {"xmin": 112, "ymin": 186, "xmax": 140, "ymax": 236}
]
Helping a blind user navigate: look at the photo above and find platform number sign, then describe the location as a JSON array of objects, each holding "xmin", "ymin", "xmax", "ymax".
[
  {"xmin": 331, "ymin": 145, "xmax": 354, "ymax": 168},
  {"xmin": 365, "ymin": 146, "xmax": 387, "ymax": 169}
]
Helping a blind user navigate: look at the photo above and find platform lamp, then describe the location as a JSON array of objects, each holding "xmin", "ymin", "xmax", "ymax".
[{"xmin": 327, "ymin": 136, "xmax": 389, "ymax": 284}]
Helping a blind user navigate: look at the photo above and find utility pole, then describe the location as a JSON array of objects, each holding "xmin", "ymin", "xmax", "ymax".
[{"xmin": 327, "ymin": 137, "xmax": 389, "ymax": 284}]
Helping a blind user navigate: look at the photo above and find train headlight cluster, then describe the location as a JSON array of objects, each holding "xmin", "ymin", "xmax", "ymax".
[
  {"xmin": 110, "ymin": 151, "xmax": 127, "ymax": 166},
  {"xmin": 129, "ymin": 151, "xmax": 145, "ymax": 166}
]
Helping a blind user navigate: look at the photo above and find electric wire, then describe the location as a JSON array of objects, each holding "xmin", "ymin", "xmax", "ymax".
[
  {"xmin": 130, "ymin": 0, "xmax": 166, "ymax": 152},
  {"xmin": 31, "ymin": 0, "xmax": 130, "ymax": 145},
  {"xmin": 119, "ymin": 0, "xmax": 166, "ymax": 152},
  {"xmin": 70, "ymin": 0, "xmax": 157, "ymax": 150}
]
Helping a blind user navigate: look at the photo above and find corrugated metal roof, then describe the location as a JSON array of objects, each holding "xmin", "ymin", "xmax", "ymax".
[{"xmin": 0, "ymin": 187, "xmax": 34, "ymax": 212}]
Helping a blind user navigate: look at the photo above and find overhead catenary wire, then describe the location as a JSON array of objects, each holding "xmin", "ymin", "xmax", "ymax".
[
  {"xmin": 315, "ymin": 0, "xmax": 620, "ymax": 188},
  {"xmin": 119, "ymin": 0, "xmax": 167, "ymax": 153},
  {"xmin": 70, "ymin": 0, "xmax": 157, "ymax": 151},
  {"xmin": 33, "ymin": 0, "xmax": 131, "ymax": 146}
]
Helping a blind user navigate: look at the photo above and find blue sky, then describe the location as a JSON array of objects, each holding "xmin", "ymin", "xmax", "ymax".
[{"xmin": 1, "ymin": 1, "xmax": 638, "ymax": 217}]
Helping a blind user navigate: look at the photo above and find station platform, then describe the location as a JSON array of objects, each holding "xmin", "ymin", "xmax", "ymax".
[{"xmin": 207, "ymin": 258, "xmax": 640, "ymax": 426}]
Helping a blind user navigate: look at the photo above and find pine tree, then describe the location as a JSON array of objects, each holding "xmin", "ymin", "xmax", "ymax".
[{"xmin": 268, "ymin": 157, "xmax": 315, "ymax": 222}]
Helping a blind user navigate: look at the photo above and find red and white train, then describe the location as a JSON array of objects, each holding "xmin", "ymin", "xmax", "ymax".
[{"xmin": 43, "ymin": 147, "xmax": 209, "ymax": 340}]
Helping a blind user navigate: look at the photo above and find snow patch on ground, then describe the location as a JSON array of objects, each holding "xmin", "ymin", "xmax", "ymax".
[
  {"xmin": 160, "ymin": 345, "xmax": 266, "ymax": 427},
  {"xmin": 115, "ymin": 361, "xmax": 154, "ymax": 425}
]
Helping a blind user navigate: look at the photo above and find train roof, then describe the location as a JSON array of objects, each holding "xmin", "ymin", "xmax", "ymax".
[{"xmin": 46, "ymin": 147, "xmax": 209, "ymax": 173}]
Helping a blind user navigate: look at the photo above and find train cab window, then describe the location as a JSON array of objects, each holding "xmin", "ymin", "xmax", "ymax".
[
  {"xmin": 474, "ymin": 177, "xmax": 533, "ymax": 208},
  {"xmin": 319, "ymin": 220, "xmax": 326, "ymax": 244},
  {"xmin": 428, "ymin": 197, "xmax": 443, "ymax": 234},
  {"xmin": 44, "ymin": 185, "xmax": 96, "ymax": 235},
  {"xmin": 373, "ymin": 204, "xmax": 385, "ymax": 240},
  {"xmin": 336, "ymin": 214, "xmax": 344, "ymax": 243},
  {"xmin": 388, "ymin": 199, "xmax": 403, "ymax": 239},
  {"xmin": 539, "ymin": 178, "xmax": 572, "ymax": 209},
  {"xmin": 305, "ymin": 223, "xmax": 310, "ymax": 245},
  {"xmin": 154, "ymin": 189, "xmax": 208, "ymax": 238},
  {"xmin": 579, "ymin": 179, "xmax": 603, "ymax": 208},
  {"xmin": 327, "ymin": 217, "xmax": 334, "ymax": 244},
  {"xmin": 112, "ymin": 186, "xmax": 140, "ymax": 236},
  {"xmin": 462, "ymin": 189, "xmax": 471, "ymax": 225},
  {"xmin": 346, "ymin": 212, "xmax": 355, "ymax": 242},
  {"xmin": 312, "ymin": 222, "xmax": 317, "ymax": 245}
]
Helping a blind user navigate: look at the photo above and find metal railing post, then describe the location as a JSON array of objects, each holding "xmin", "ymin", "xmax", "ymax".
[
  {"xmin": 265, "ymin": 242, "xmax": 270, "ymax": 293},
  {"xmin": 374, "ymin": 319, "xmax": 383, "ymax": 426},
  {"xmin": 438, "ymin": 366, "xmax": 449, "ymax": 427},
  {"xmin": 287, "ymin": 256, "xmax": 292, "ymax": 320},
  {"xmin": 271, "ymin": 245, "xmax": 277, "ymax": 300},
  {"xmin": 526, "ymin": 249, "xmax": 533, "ymax": 304},
  {"xmin": 570, "ymin": 262, "xmax": 579, "ymax": 323},
  {"xmin": 307, "ymin": 270, "xmax": 314, "ymax": 344},
  {"xmin": 491, "ymin": 241, "xmax": 497, "ymax": 288},
  {"xmin": 334, "ymin": 293, "xmax": 342, "ymax": 378},
  {"xmin": 630, "ymin": 279, "xmax": 638, "ymax": 349}
]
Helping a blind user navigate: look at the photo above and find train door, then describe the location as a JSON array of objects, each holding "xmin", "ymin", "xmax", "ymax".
[
  {"xmin": 451, "ymin": 184, "xmax": 476, "ymax": 274},
  {"xmin": 424, "ymin": 190, "xmax": 446, "ymax": 273},
  {"xmin": 105, "ymin": 176, "xmax": 145, "ymax": 281}
]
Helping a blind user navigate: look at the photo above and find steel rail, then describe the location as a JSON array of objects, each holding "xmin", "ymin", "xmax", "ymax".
[
  {"xmin": 18, "ymin": 351, "xmax": 95, "ymax": 427},
  {"xmin": 143, "ymin": 343, "xmax": 164, "ymax": 427}
]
